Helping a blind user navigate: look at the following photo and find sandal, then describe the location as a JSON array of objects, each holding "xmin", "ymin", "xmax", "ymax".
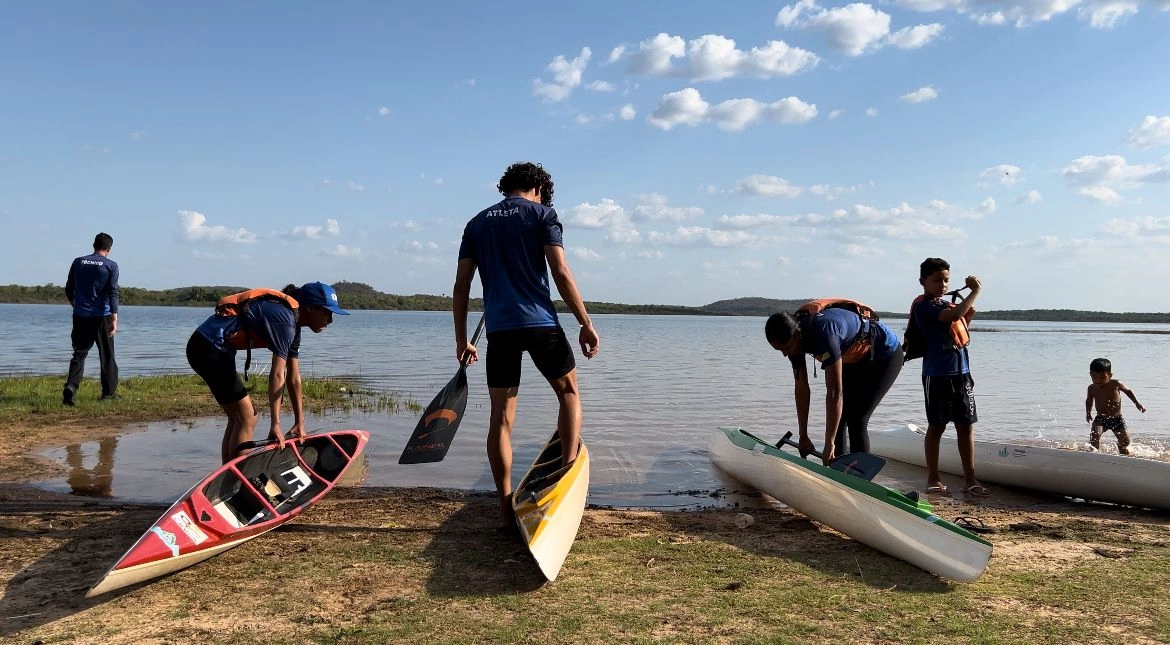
[
  {"xmin": 961, "ymin": 484, "xmax": 991, "ymax": 498},
  {"xmin": 925, "ymin": 485, "xmax": 950, "ymax": 496},
  {"xmin": 955, "ymin": 515, "xmax": 997, "ymax": 534}
]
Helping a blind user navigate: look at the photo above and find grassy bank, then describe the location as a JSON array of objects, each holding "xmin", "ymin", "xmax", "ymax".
[
  {"xmin": 2, "ymin": 489, "xmax": 1168, "ymax": 644},
  {"xmin": 0, "ymin": 374, "xmax": 418, "ymax": 427}
]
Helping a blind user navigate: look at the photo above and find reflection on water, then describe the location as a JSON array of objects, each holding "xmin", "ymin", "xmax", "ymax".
[
  {"xmin": 64, "ymin": 437, "xmax": 117, "ymax": 497},
  {"xmin": 18, "ymin": 308, "xmax": 1170, "ymax": 509}
]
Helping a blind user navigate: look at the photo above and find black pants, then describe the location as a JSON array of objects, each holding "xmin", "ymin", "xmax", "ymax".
[
  {"xmin": 835, "ymin": 346, "xmax": 903, "ymax": 455},
  {"xmin": 65, "ymin": 314, "xmax": 118, "ymax": 397}
]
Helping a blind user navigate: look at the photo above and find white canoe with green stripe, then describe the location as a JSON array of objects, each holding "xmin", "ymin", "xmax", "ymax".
[{"xmin": 710, "ymin": 426, "xmax": 992, "ymax": 582}]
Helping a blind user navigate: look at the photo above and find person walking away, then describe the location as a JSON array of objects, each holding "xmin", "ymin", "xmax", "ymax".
[{"xmin": 63, "ymin": 232, "xmax": 120, "ymax": 404}]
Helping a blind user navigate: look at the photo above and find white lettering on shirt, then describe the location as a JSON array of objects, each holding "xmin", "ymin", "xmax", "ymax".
[
  {"xmin": 81, "ymin": 259, "xmax": 104, "ymax": 266},
  {"xmin": 485, "ymin": 207, "xmax": 520, "ymax": 218}
]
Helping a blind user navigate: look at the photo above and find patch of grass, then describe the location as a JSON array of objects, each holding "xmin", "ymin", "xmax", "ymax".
[{"xmin": 0, "ymin": 373, "xmax": 418, "ymax": 428}]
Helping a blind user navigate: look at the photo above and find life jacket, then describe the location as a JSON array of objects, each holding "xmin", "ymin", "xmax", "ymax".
[
  {"xmin": 903, "ymin": 293, "xmax": 973, "ymax": 362},
  {"xmin": 797, "ymin": 298, "xmax": 879, "ymax": 364},
  {"xmin": 215, "ymin": 288, "xmax": 299, "ymax": 379}
]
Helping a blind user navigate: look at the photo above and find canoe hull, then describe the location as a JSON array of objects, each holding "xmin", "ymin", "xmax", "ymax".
[
  {"xmin": 513, "ymin": 432, "xmax": 590, "ymax": 582},
  {"xmin": 710, "ymin": 427, "xmax": 991, "ymax": 582},
  {"xmin": 870, "ymin": 423, "xmax": 1170, "ymax": 510},
  {"xmin": 87, "ymin": 429, "xmax": 369, "ymax": 597}
]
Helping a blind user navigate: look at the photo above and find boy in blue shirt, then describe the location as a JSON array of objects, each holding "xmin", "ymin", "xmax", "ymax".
[{"xmin": 914, "ymin": 257, "xmax": 988, "ymax": 497}]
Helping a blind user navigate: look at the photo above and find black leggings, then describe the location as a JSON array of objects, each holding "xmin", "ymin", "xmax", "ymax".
[{"xmin": 835, "ymin": 346, "xmax": 904, "ymax": 455}]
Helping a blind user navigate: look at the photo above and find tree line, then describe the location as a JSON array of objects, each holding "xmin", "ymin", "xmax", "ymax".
[{"xmin": 0, "ymin": 283, "xmax": 1165, "ymax": 323}]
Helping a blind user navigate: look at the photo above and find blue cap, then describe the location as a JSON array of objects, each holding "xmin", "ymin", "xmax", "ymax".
[{"xmin": 298, "ymin": 282, "xmax": 350, "ymax": 315}]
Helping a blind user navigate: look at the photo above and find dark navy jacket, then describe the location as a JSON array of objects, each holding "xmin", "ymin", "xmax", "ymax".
[{"xmin": 65, "ymin": 253, "xmax": 119, "ymax": 317}]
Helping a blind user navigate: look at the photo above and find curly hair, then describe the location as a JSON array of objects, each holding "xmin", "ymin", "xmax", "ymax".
[
  {"xmin": 919, "ymin": 257, "xmax": 950, "ymax": 280},
  {"xmin": 497, "ymin": 162, "xmax": 555, "ymax": 207}
]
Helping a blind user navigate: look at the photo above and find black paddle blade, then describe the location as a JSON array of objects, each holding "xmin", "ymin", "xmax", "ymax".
[
  {"xmin": 398, "ymin": 367, "xmax": 470, "ymax": 464},
  {"xmin": 775, "ymin": 431, "xmax": 886, "ymax": 480}
]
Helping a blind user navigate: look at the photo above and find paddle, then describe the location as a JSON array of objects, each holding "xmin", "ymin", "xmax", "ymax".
[
  {"xmin": 398, "ymin": 315, "xmax": 486, "ymax": 464},
  {"xmin": 776, "ymin": 431, "xmax": 886, "ymax": 480}
]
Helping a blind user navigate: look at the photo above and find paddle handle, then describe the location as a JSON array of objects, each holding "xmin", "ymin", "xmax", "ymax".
[
  {"xmin": 459, "ymin": 315, "xmax": 486, "ymax": 367},
  {"xmin": 777, "ymin": 431, "xmax": 822, "ymax": 459}
]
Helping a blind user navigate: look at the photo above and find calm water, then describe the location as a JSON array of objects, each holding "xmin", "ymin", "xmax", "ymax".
[{"xmin": 5, "ymin": 304, "xmax": 1169, "ymax": 508}]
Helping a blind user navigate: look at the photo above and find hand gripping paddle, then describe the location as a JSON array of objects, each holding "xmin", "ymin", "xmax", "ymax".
[{"xmin": 776, "ymin": 431, "xmax": 886, "ymax": 480}]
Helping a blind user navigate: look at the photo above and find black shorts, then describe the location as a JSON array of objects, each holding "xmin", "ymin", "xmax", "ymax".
[
  {"xmin": 485, "ymin": 326, "xmax": 576, "ymax": 389},
  {"xmin": 922, "ymin": 373, "xmax": 977, "ymax": 426},
  {"xmin": 186, "ymin": 332, "xmax": 248, "ymax": 406}
]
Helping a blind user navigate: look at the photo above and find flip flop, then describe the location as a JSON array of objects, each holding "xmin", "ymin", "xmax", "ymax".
[
  {"xmin": 955, "ymin": 515, "xmax": 997, "ymax": 534},
  {"xmin": 925, "ymin": 485, "xmax": 950, "ymax": 496},
  {"xmin": 961, "ymin": 484, "xmax": 991, "ymax": 498}
]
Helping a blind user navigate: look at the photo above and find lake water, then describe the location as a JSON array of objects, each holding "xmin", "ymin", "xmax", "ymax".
[{"xmin": 5, "ymin": 304, "xmax": 1169, "ymax": 508}]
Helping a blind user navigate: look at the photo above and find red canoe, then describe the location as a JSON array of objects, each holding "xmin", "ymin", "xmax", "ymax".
[{"xmin": 87, "ymin": 429, "xmax": 369, "ymax": 597}]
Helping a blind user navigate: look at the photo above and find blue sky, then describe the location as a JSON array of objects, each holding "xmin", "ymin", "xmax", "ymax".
[{"xmin": 2, "ymin": 1, "xmax": 1168, "ymax": 312}]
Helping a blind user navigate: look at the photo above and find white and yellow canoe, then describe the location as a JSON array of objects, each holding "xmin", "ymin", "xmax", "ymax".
[{"xmin": 512, "ymin": 431, "xmax": 590, "ymax": 581}]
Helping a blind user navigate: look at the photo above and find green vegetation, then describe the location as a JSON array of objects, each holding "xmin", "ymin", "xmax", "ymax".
[
  {"xmin": 0, "ymin": 373, "xmax": 418, "ymax": 427},
  {"xmin": 1, "ymin": 283, "xmax": 1166, "ymax": 323}
]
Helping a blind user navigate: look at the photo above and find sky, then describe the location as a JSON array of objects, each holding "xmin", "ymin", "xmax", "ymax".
[{"xmin": 2, "ymin": 1, "xmax": 1169, "ymax": 312}]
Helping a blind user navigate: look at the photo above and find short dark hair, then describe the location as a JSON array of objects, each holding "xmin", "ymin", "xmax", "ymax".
[
  {"xmin": 920, "ymin": 257, "xmax": 949, "ymax": 280},
  {"xmin": 765, "ymin": 312, "xmax": 800, "ymax": 344},
  {"xmin": 497, "ymin": 162, "xmax": 555, "ymax": 207},
  {"xmin": 1090, "ymin": 358, "xmax": 1111, "ymax": 374},
  {"xmin": 93, "ymin": 233, "xmax": 113, "ymax": 252}
]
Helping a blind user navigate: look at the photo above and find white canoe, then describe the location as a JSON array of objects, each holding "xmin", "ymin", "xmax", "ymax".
[
  {"xmin": 870, "ymin": 423, "xmax": 1170, "ymax": 510},
  {"xmin": 710, "ymin": 427, "xmax": 992, "ymax": 582},
  {"xmin": 513, "ymin": 431, "xmax": 590, "ymax": 582}
]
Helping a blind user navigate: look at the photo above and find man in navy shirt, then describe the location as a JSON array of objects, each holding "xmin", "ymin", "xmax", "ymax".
[
  {"xmin": 453, "ymin": 162, "xmax": 600, "ymax": 531},
  {"xmin": 63, "ymin": 232, "xmax": 120, "ymax": 404}
]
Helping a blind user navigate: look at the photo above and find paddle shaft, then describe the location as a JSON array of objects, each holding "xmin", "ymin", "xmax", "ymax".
[{"xmin": 776, "ymin": 431, "xmax": 886, "ymax": 480}]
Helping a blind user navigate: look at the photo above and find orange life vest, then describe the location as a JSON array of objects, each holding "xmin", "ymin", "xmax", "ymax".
[
  {"xmin": 215, "ymin": 288, "xmax": 299, "ymax": 350},
  {"xmin": 797, "ymin": 298, "xmax": 879, "ymax": 364},
  {"xmin": 903, "ymin": 294, "xmax": 973, "ymax": 362}
]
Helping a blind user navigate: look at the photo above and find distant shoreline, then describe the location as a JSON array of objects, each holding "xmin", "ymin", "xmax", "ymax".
[{"xmin": 1, "ymin": 282, "xmax": 1167, "ymax": 324}]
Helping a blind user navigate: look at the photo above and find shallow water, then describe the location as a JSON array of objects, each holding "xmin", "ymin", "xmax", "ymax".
[{"xmin": 6, "ymin": 304, "xmax": 1168, "ymax": 508}]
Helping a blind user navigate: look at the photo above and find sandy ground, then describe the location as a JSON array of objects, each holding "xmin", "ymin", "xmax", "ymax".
[{"xmin": 2, "ymin": 421, "xmax": 1169, "ymax": 643}]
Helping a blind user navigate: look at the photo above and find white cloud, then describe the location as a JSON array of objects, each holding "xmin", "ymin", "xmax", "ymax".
[
  {"xmin": 1127, "ymin": 115, "xmax": 1170, "ymax": 149},
  {"xmin": 866, "ymin": 107, "xmax": 878, "ymax": 117},
  {"xmin": 378, "ymin": 106, "xmax": 391, "ymax": 117},
  {"xmin": 632, "ymin": 193, "xmax": 705, "ymax": 221},
  {"xmin": 400, "ymin": 240, "xmax": 440, "ymax": 253},
  {"xmin": 618, "ymin": 104, "xmax": 637, "ymax": 121},
  {"xmin": 323, "ymin": 179, "xmax": 365, "ymax": 192},
  {"xmin": 323, "ymin": 244, "xmax": 362, "ymax": 258},
  {"xmin": 1101, "ymin": 215, "xmax": 1170, "ymax": 239},
  {"xmin": 533, "ymin": 47, "xmax": 592, "ymax": 102},
  {"xmin": 606, "ymin": 45, "xmax": 626, "ymax": 64},
  {"xmin": 569, "ymin": 247, "xmax": 602, "ymax": 260},
  {"xmin": 646, "ymin": 225, "xmax": 759, "ymax": 247},
  {"xmin": 620, "ymin": 33, "xmax": 819, "ymax": 81},
  {"xmin": 777, "ymin": 1, "xmax": 943, "ymax": 55},
  {"xmin": 886, "ymin": 23, "xmax": 946, "ymax": 49},
  {"xmin": 717, "ymin": 213, "xmax": 800, "ymax": 229},
  {"xmin": 733, "ymin": 174, "xmax": 803, "ymax": 197},
  {"xmin": 828, "ymin": 109, "xmax": 844, "ymax": 119},
  {"xmin": 1062, "ymin": 154, "xmax": 1170, "ymax": 201},
  {"xmin": 899, "ymin": 0, "xmax": 1158, "ymax": 28},
  {"xmin": 586, "ymin": 80, "xmax": 615, "ymax": 92},
  {"xmin": 900, "ymin": 85, "xmax": 939, "ymax": 103},
  {"xmin": 979, "ymin": 164, "xmax": 1022, "ymax": 185},
  {"xmin": 284, "ymin": 218, "xmax": 341, "ymax": 239},
  {"xmin": 1078, "ymin": 186, "xmax": 1124, "ymax": 204},
  {"xmin": 979, "ymin": 197, "xmax": 998, "ymax": 214},
  {"xmin": 391, "ymin": 219, "xmax": 423, "ymax": 231},
  {"xmin": 842, "ymin": 243, "xmax": 886, "ymax": 257},
  {"xmin": 575, "ymin": 113, "xmax": 593, "ymax": 125},
  {"xmin": 130, "ymin": 130, "xmax": 146, "ymax": 139},
  {"xmin": 1015, "ymin": 189, "xmax": 1042, "ymax": 204},
  {"xmin": 179, "ymin": 211, "xmax": 256, "ymax": 244},
  {"xmin": 563, "ymin": 198, "xmax": 641, "ymax": 243},
  {"xmin": 433, "ymin": 178, "xmax": 445, "ymax": 186},
  {"xmin": 648, "ymin": 88, "xmax": 816, "ymax": 131},
  {"xmin": 635, "ymin": 250, "xmax": 665, "ymax": 259}
]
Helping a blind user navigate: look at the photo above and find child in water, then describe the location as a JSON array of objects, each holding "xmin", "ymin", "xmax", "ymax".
[{"xmin": 1085, "ymin": 358, "xmax": 1146, "ymax": 455}]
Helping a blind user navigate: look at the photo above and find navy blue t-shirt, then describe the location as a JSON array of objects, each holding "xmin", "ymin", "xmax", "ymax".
[
  {"xmin": 65, "ymin": 253, "xmax": 120, "ymax": 317},
  {"xmin": 458, "ymin": 196, "xmax": 564, "ymax": 333},
  {"xmin": 195, "ymin": 299, "xmax": 301, "ymax": 359},
  {"xmin": 913, "ymin": 298, "xmax": 970, "ymax": 376},
  {"xmin": 790, "ymin": 307, "xmax": 900, "ymax": 370}
]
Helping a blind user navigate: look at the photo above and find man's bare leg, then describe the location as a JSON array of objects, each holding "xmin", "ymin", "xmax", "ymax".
[
  {"xmin": 549, "ymin": 369, "xmax": 582, "ymax": 465},
  {"xmin": 221, "ymin": 396, "xmax": 258, "ymax": 464},
  {"xmin": 487, "ymin": 386, "xmax": 519, "ymax": 527}
]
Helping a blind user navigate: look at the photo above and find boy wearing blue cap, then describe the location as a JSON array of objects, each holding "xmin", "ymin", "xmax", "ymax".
[{"xmin": 186, "ymin": 281, "xmax": 349, "ymax": 463}]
